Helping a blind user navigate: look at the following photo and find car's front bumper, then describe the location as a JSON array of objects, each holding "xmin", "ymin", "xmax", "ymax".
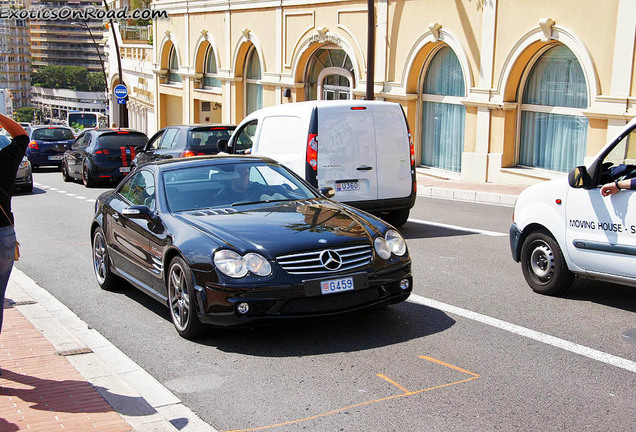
[{"xmin": 192, "ymin": 263, "xmax": 412, "ymax": 326}]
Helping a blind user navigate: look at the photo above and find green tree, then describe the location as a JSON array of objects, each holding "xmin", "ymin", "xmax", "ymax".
[
  {"xmin": 32, "ymin": 66, "xmax": 105, "ymax": 91},
  {"xmin": 14, "ymin": 107, "xmax": 37, "ymax": 123}
]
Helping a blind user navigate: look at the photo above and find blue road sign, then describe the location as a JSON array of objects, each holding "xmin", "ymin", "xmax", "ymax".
[
  {"xmin": 114, "ymin": 84, "xmax": 128, "ymax": 98},
  {"xmin": 117, "ymin": 98, "xmax": 126, "ymax": 105}
]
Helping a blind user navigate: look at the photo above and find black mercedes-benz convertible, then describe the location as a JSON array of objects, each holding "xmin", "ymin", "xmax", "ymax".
[{"xmin": 91, "ymin": 155, "xmax": 412, "ymax": 338}]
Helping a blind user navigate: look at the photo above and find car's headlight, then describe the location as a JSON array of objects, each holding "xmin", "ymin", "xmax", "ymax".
[
  {"xmin": 374, "ymin": 229, "xmax": 407, "ymax": 259},
  {"xmin": 244, "ymin": 252, "xmax": 272, "ymax": 276},
  {"xmin": 19, "ymin": 157, "xmax": 29, "ymax": 168},
  {"xmin": 213, "ymin": 250, "xmax": 271, "ymax": 278}
]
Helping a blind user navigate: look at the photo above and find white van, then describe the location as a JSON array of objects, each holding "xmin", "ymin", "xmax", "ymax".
[
  {"xmin": 227, "ymin": 100, "xmax": 417, "ymax": 226},
  {"xmin": 510, "ymin": 116, "xmax": 636, "ymax": 295}
]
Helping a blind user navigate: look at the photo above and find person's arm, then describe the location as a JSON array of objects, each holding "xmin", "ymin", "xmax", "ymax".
[
  {"xmin": 0, "ymin": 113, "xmax": 27, "ymax": 138},
  {"xmin": 600, "ymin": 178, "xmax": 636, "ymax": 196}
]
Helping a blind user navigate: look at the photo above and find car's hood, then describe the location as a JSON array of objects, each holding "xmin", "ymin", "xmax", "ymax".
[{"xmin": 174, "ymin": 199, "xmax": 379, "ymax": 257}]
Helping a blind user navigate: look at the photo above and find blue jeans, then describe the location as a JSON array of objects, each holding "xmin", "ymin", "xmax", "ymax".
[{"xmin": 0, "ymin": 225, "xmax": 16, "ymax": 336}]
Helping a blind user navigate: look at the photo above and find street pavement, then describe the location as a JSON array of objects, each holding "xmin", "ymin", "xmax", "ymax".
[{"xmin": 0, "ymin": 172, "xmax": 526, "ymax": 432}]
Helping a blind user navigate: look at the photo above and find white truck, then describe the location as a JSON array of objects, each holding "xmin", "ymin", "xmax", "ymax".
[
  {"xmin": 510, "ymin": 117, "xmax": 636, "ymax": 295},
  {"xmin": 0, "ymin": 89, "xmax": 13, "ymax": 117}
]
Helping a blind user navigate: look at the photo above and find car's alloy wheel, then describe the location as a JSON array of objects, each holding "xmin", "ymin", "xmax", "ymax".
[
  {"xmin": 168, "ymin": 256, "xmax": 204, "ymax": 339},
  {"xmin": 92, "ymin": 227, "xmax": 117, "ymax": 291},
  {"xmin": 520, "ymin": 230, "xmax": 573, "ymax": 296}
]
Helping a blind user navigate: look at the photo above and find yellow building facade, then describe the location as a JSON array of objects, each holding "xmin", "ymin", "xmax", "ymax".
[{"xmin": 152, "ymin": 0, "xmax": 636, "ymax": 185}]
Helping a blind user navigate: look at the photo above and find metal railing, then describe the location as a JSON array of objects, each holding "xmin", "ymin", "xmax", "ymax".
[{"xmin": 119, "ymin": 24, "xmax": 151, "ymax": 41}]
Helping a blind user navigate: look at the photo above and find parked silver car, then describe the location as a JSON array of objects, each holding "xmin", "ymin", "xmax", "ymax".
[{"xmin": 0, "ymin": 135, "xmax": 33, "ymax": 193}]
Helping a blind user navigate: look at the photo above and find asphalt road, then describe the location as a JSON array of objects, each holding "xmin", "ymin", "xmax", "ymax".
[{"xmin": 9, "ymin": 168, "xmax": 636, "ymax": 431}]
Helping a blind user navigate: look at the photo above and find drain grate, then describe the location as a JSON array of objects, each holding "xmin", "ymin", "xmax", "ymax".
[{"xmin": 57, "ymin": 347, "xmax": 94, "ymax": 356}]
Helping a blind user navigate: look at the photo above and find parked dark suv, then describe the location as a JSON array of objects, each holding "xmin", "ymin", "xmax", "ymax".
[
  {"xmin": 132, "ymin": 124, "xmax": 235, "ymax": 168},
  {"xmin": 62, "ymin": 128, "xmax": 148, "ymax": 187}
]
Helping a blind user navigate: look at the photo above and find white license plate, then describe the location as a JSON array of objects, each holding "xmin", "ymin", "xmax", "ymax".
[
  {"xmin": 48, "ymin": 155, "xmax": 63, "ymax": 160},
  {"xmin": 119, "ymin": 167, "xmax": 131, "ymax": 173},
  {"xmin": 335, "ymin": 181, "xmax": 359, "ymax": 191},
  {"xmin": 320, "ymin": 276, "xmax": 354, "ymax": 295}
]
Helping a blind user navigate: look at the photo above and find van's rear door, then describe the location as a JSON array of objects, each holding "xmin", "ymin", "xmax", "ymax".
[
  {"xmin": 317, "ymin": 105, "xmax": 378, "ymax": 201},
  {"xmin": 371, "ymin": 104, "xmax": 412, "ymax": 199}
]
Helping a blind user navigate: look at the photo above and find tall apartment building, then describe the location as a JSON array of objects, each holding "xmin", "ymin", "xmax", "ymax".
[
  {"xmin": 30, "ymin": 0, "xmax": 105, "ymax": 73},
  {"xmin": 0, "ymin": 0, "xmax": 31, "ymax": 111}
]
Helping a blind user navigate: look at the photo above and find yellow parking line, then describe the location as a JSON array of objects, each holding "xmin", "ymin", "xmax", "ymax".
[
  {"xmin": 419, "ymin": 355, "xmax": 480, "ymax": 377},
  {"xmin": 377, "ymin": 373, "xmax": 410, "ymax": 394},
  {"xmin": 224, "ymin": 356, "xmax": 480, "ymax": 432}
]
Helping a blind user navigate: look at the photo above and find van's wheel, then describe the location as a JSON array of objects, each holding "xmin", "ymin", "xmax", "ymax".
[
  {"xmin": 83, "ymin": 163, "xmax": 95, "ymax": 188},
  {"xmin": 520, "ymin": 230, "xmax": 573, "ymax": 296},
  {"xmin": 62, "ymin": 161, "xmax": 72, "ymax": 182},
  {"xmin": 167, "ymin": 256, "xmax": 205, "ymax": 339},
  {"xmin": 384, "ymin": 209, "xmax": 410, "ymax": 227}
]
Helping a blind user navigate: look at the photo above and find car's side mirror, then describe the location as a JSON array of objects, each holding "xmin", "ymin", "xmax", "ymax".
[
  {"xmin": 568, "ymin": 165, "xmax": 593, "ymax": 189},
  {"xmin": 217, "ymin": 139, "xmax": 228, "ymax": 153},
  {"xmin": 135, "ymin": 145, "xmax": 145, "ymax": 154},
  {"xmin": 122, "ymin": 205, "xmax": 154, "ymax": 220},
  {"xmin": 318, "ymin": 187, "xmax": 336, "ymax": 198}
]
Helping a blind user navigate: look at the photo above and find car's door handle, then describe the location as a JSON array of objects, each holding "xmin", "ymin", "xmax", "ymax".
[
  {"xmin": 112, "ymin": 213, "xmax": 120, "ymax": 221},
  {"xmin": 356, "ymin": 166, "xmax": 373, "ymax": 171}
]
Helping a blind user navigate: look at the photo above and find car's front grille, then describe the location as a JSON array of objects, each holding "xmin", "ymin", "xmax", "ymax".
[
  {"xmin": 280, "ymin": 287, "xmax": 381, "ymax": 315},
  {"xmin": 276, "ymin": 244, "xmax": 372, "ymax": 275}
]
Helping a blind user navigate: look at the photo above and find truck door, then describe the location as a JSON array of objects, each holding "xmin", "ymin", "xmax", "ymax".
[
  {"xmin": 318, "ymin": 104, "xmax": 378, "ymax": 201},
  {"xmin": 564, "ymin": 128, "xmax": 636, "ymax": 278},
  {"xmin": 371, "ymin": 104, "xmax": 412, "ymax": 200}
]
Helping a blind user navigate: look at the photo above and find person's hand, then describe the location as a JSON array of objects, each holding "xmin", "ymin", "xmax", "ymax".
[{"xmin": 601, "ymin": 182, "xmax": 619, "ymax": 197}]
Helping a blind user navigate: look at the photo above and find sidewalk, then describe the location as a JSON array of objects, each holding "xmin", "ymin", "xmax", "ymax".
[
  {"xmin": 0, "ymin": 176, "xmax": 527, "ymax": 432},
  {"xmin": 1, "ymin": 269, "xmax": 217, "ymax": 432},
  {"xmin": 416, "ymin": 171, "xmax": 528, "ymax": 206}
]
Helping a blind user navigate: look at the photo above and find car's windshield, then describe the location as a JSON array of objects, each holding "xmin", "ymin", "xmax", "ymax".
[
  {"xmin": 98, "ymin": 133, "xmax": 148, "ymax": 149},
  {"xmin": 164, "ymin": 162, "xmax": 317, "ymax": 212},
  {"xmin": 32, "ymin": 128, "xmax": 74, "ymax": 141}
]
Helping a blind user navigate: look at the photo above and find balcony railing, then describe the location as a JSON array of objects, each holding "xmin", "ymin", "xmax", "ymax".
[{"xmin": 119, "ymin": 24, "xmax": 151, "ymax": 42}]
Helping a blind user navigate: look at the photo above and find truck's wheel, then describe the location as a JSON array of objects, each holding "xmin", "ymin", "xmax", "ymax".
[{"xmin": 520, "ymin": 230, "xmax": 573, "ymax": 296}]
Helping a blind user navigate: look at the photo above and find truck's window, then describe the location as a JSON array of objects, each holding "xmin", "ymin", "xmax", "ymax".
[
  {"xmin": 598, "ymin": 129, "xmax": 636, "ymax": 185},
  {"xmin": 233, "ymin": 120, "xmax": 257, "ymax": 154},
  {"xmin": 258, "ymin": 116, "xmax": 305, "ymax": 155}
]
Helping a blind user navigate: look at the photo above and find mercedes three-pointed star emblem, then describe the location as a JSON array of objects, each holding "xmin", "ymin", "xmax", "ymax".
[{"xmin": 320, "ymin": 249, "xmax": 342, "ymax": 270}]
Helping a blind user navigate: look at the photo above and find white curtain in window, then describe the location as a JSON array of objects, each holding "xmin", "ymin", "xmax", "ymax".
[
  {"xmin": 246, "ymin": 48, "xmax": 262, "ymax": 114},
  {"xmin": 420, "ymin": 47, "xmax": 466, "ymax": 172},
  {"xmin": 520, "ymin": 45, "xmax": 588, "ymax": 172}
]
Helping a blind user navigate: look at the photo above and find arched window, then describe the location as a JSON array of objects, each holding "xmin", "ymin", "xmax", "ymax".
[
  {"xmin": 245, "ymin": 46, "xmax": 262, "ymax": 115},
  {"xmin": 305, "ymin": 47, "xmax": 353, "ymax": 100},
  {"xmin": 168, "ymin": 45, "xmax": 181, "ymax": 84},
  {"xmin": 519, "ymin": 45, "xmax": 588, "ymax": 172},
  {"xmin": 204, "ymin": 45, "xmax": 220, "ymax": 88},
  {"xmin": 420, "ymin": 46, "xmax": 466, "ymax": 172}
]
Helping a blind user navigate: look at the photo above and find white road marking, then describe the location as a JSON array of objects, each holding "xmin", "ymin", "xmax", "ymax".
[
  {"xmin": 56, "ymin": 190, "xmax": 67, "ymax": 194},
  {"xmin": 49, "ymin": 187, "xmax": 58, "ymax": 191},
  {"xmin": 66, "ymin": 193, "xmax": 76, "ymax": 197},
  {"xmin": 408, "ymin": 294, "xmax": 636, "ymax": 374},
  {"xmin": 407, "ymin": 218, "xmax": 507, "ymax": 237},
  {"xmin": 86, "ymin": 199, "xmax": 96, "ymax": 203},
  {"xmin": 74, "ymin": 196, "xmax": 87, "ymax": 200}
]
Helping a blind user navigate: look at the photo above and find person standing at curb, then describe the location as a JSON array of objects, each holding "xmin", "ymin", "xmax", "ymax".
[{"xmin": 0, "ymin": 114, "xmax": 28, "ymax": 354}]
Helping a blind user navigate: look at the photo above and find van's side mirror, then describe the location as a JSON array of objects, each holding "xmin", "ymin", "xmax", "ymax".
[
  {"xmin": 568, "ymin": 165, "xmax": 593, "ymax": 189},
  {"xmin": 318, "ymin": 187, "xmax": 335, "ymax": 198}
]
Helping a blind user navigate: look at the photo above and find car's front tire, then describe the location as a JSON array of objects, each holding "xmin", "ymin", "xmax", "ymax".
[
  {"xmin": 520, "ymin": 230, "xmax": 573, "ymax": 296},
  {"xmin": 92, "ymin": 227, "xmax": 118, "ymax": 291},
  {"xmin": 167, "ymin": 256, "xmax": 204, "ymax": 339}
]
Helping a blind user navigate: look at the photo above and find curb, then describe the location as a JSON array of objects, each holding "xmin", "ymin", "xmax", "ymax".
[
  {"xmin": 6, "ymin": 268, "xmax": 218, "ymax": 432},
  {"xmin": 417, "ymin": 187, "xmax": 518, "ymax": 207}
]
